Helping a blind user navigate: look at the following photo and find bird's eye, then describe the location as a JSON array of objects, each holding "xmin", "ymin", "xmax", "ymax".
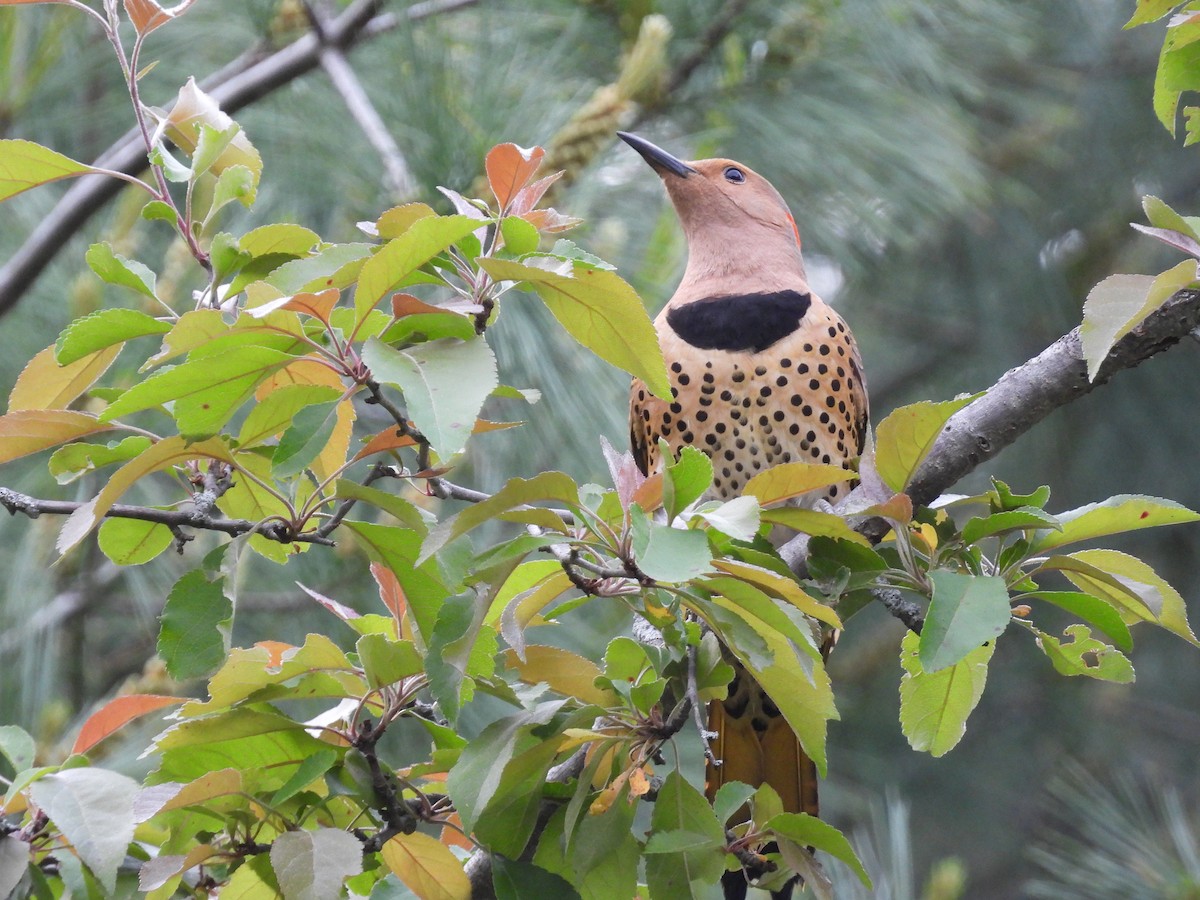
[{"xmin": 723, "ymin": 166, "xmax": 745, "ymax": 184}]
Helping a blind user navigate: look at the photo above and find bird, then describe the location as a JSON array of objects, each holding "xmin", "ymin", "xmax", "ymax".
[{"xmin": 619, "ymin": 131, "xmax": 869, "ymax": 897}]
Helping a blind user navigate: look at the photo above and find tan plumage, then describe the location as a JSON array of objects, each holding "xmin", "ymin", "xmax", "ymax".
[{"xmin": 620, "ymin": 132, "xmax": 868, "ymax": 826}]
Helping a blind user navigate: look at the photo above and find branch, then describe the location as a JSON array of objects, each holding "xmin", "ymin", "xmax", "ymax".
[{"xmin": 0, "ymin": 0, "xmax": 479, "ymax": 315}]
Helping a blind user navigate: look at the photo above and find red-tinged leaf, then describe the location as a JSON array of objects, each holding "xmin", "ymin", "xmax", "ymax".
[
  {"xmin": 370, "ymin": 562, "xmax": 408, "ymax": 623},
  {"xmin": 57, "ymin": 436, "xmax": 234, "ymax": 555},
  {"xmin": 124, "ymin": 0, "xmax": 170, "ymax": 34},
  {"xmin": 352, "ymin": 418, "xmax": 518, "ymax": 462},
  {"xmin": 600, "ymin": 435, "xmax": 645, "ymax": 512},
  {"xmin": 1130, "ymin": 222, "xmax": 1200, "ymax": 258},
  {"xmin": 0, "ymin": 410, "xmax": 112, "ymax": 465},
  {"xmin": 0, "ymin": 139, "xmax": 94, "ymax": 202},
  {"xmin": 508, "ymin": 171, "xmax": 564, "ymax": 218},
  {"xmin": 9, "ymin": 344, "xmax": 120, "ymax": 412},
  {"xmin": 486, "ymin": 143, "xmax": 546, "ymax": 210},
  {"xmin": 247, "ymin": 289, "xmax": 340, "ymax": 325},
  {"xmin": 73, "ymin": 694, "xmax": 182, "ymax": 755},
  {"xmin": 860, "ymin": 492, "xmax": 915, "ymax": 525},
  {"xmin": 520, "ymin": 207, "xmax": 583, "ymax": 233},
  {"xmin": 296, "ymin": 581, "xmax": 361, "ymax": 622}
]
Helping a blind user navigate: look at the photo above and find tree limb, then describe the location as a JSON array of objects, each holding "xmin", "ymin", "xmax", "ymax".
[{"xmin": 0, "ymin": 0, "xmax": 479, "ymax": 315}]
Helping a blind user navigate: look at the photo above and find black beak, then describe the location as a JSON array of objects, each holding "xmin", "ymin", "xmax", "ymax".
[{"xmin": 617, "ymin": 131, "xmax": 695, "ymax": 178}]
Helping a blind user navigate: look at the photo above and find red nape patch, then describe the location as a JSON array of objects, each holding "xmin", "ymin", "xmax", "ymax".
[{"xmin": 786, "ymin": 212, "xmax": 802, "ymax": 248}]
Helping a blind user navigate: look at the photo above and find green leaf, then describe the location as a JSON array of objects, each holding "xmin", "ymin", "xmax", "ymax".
[
  {"xmin": 533, "ymin": 794, "xmax": 639, "ymax": 900},
  {"xmin": 270, "ymin": 748, "xmax": 338, "ymax": 806},
  {"xmin": 272, "ymin": 399, "xmax": 340, "ymax": 478},
  {"xmin": 55, "ymin": 308, "xmax": 171, "ymax": 365},
  {"xmin": 663, "ymin": 445, "xmax": 713, "ymax": 520},
  {"xmin": 873, "ymin": 394, "xmax": 981, "ymax": 492},
  {"xmin": 759, "ymin": 505, "xmax": 870, "ymax": 546},
  {"xmin": 1081, "ymin": 265, "xmax": 1197, "ymax": 381},
  {"xmin": 425, "ymin": 592, "xmax": 494, "ymax": 722},
  {"xmin": 500, "ymin": 216, "xmax": 540, "ymax": 255},
  {"xmin": 630, "ymin": 505, "xmax": 712, "ymax": 582},
  {"xmin": 240, "ymin": 223, "xmax": 321, "ymax": 258},
  {"xmin": 766, "ymin": 812, "xmax": 872, "ymax": 888},
  {"xmin": 420, "ymin": 472, "xmax": 578, "ymax": 563},
  {"xmin": 157, "ymin": 568, "xmax": 232, "ymax": 680},
  {"xmin": 97, "ymin": 517, "xmax": 173, "ymax": 565},
  {"xmin": 1038, "ymin": 624, "xmax": 1134, "ymax": 682},
  {"xmin": 0, "ymin": 834, "xmax": 25, "ymax": 900},
  {"xmin": 1021, "ymin": 591, "xmax": 1133, "ymax": 652},
  {"xmin": 645, "ymin": 771, "xmax": 726, "ymax": 899},
  {"xmin": 355, "ymin": 215, "xmax": 481, "ymax": 323},
  {"xmin": 1030, "ymin": 494, "xmax": 1200, "ymax": 552},
  {"xmin": 899, "ymin": 629, "xmax": 994, "ymax": 757},
  {"xmin": 1126, "ymin": 0, "xmax": 1183, "ymax": 27},
  {"xmin": 362, "ymin": 336, "xmax": 497, "ymax": 458},
  {"xmin": 101, "ymin": 346, "xmax": 293, "ymax": 438},
  {"xmin": 356, "ymin": 634, "xmax": 424, "ymax": 690},
  {"xmin": 270, "ymin": 828, "xmax": 363, "ymax": 900},
  {"xmin": 83, "ymin": 243, "xmax": 160, "ymax": 301},
  {"xmin": 492, "ymin": 857, "xmax": 579, "ymax": 900},
  {"xmin": 1142, "ymin": 195, "xmax": 1200, "ymax": 242},
  {"xmin": 48, "ymin": 436, "xmax": 153, "ymax": 484},
  {"xmin": 919, "ymin": 572, "xmax": 1010, "ymax": 672},
  {"xmin": 712, "ymin": 781, "xmax": 757, "ymax": 826},
  {"xmin": 0, "ymin": 725, "xmax": 35, "ymax": 772},
  {"xmin": 961, "ymin": 507, "xmax": 1060, "ymax": 545},
  {"xmin": 192, "ymin": 123, "xmax": 242, "ymax": 181},
  {"xmin": 1066, "ymin": 548, "xmax": 1199, "ymax": 645},
  {"xmin": 265, "ymin": 242, "xmax": 374, "ymax": 294},
  {"xmin": 28, "ymin": 769, "xmax": 139, "ymax": 893},
  {"xmin": 478, "ymin": 256, "xmax": 672, "ymax": 400},
  {"xmin": 207, "ymin": 163, "xmax": 256, "ymax": 220},
  {"xmin": 238, "ymin": 384, "xmax": 341, "ymax": 448},
  {"xmin": 0, "ymin": 139, "xmax": 94, "ymax": 201},
  {"xmin": 344, "ymin": 522, "xmax": 449, "ymax": 642}
]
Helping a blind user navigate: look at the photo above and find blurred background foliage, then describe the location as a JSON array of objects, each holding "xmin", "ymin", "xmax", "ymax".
[{"xmin": 1, "ymin": 0, "xmax": 1198, "ymax": 895}]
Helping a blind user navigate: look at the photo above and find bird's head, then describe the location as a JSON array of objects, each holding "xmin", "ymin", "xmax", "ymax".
[{"xmin": 618, "ymin": 131, "xmax": 806, "ymax": 292}]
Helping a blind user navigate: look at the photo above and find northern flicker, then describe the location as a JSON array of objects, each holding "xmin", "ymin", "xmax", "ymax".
[{"xmin": 619, "ymin": 131, "xmax": 868, "ymax": 852}]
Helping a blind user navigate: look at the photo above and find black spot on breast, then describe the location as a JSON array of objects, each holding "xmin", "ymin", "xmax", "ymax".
[{"xmin": 666, "ymin": 290, "xmax": 812, "ymax": 353}]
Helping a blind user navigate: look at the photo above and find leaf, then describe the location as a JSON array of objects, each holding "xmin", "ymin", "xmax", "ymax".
[
  {"xmin": 270, "ymin": 749, "xmax": 338, "ymax": 806},
  {"xmin": 645, "ymin": 771, "xmax": 726, "ymax": 898},
  {"xmin": 630, "ymin": 506, "xmax": 712, "ymax": 582},
  {"xmin": 97, "ymin": 517, "xmax": 174, "ymax": 565},
  {"xmin": 240, "ymin": 223, "xmax": 320, "ymax": 258},
  {"xmin": 1021, "ymin": 591, "xmax": 1133, "ymax": 651},
  {"xmin": 662, "ymin": 445, "xmax": 713, "ymax": 520},
  {"xmin": 426, "ymin": 592, "xmax": 495, "ymax": 722},
  {"xmin": 0, "ymin": 139, "xmax": 93, "ymax": 201},
  {"xmin": 899, "ymin": 630, "xmax": 994, "ymax": 757},
  {"xmin": 9, "ymin": 343, "xmax": 120, "ymax": 411},
  {"xmin": 344, "ymin": 523, "xmax": 450, "ymax": 642},
  {"xmin": 354, "ymin": 215, "xmax": 481, "ymax": 324},
  {"xmin": 486, "ymin": 143, "xmax": 546, "ymax": 209},
  {"xmin": 766, "ymin": 813, "xmax": 872, "ymax": 888},
  {"xmin": 1038, "ymin": 624, "xmax": 1135, "ymax": 682},
  {"xmin": 0, "ymin": 410, "xmax": 111, "ymax": 465},
  {"xmin": 72, "ymin": 695, "xmax": 181, "ymax": 755},
  {"xmin": 356, "ymin": 634, "xmax": 423, "ymax": 689},
  {"xmin": 83, "ymin": 243, "xmax": 161, "ymax": 301},
  {"xmin": 742, "ymin": 462, "xmax": 853, "ymax": 507},
  {"xmin": 502, "ymin": 645, "xmax": 617, "ymax": 706},
  {"xmin": 270, "ymin": 828, "xmax": 363, "ymax": 900},
  {"xmin": 266, "ymin": 242, "xmax": 374, "ymax": 295},
  {"xmin": 961, "ymin": 507, "xmax": 1060, "ymax": 545},
  {"xmin": 381, "ymin": 831, "xmax": 470, "ymax": 900},
  {"xmin": 759, "ymin": 506, "xmax": 870, "ymax": 546},
  {"xmin": 1127, "ymin": 0, "xmax": 1182, "ymax": 27},
  {"xmin": 873, "ymin": 394, "xmax": 981, "ymax": 492},
  {"xmin": 362, "ymin": 336, "xmax": 497, "ymax": 458},
  {"xmin": 0, "ymin": 835, "xmax": 27, "ymax": 900},
  {"xmin": 374, "ymin": 202, "xmax": 436, "ymax": 239},
  {"xmin": 478, "ymin": 257, "xmax": 672, "ymax": 400},
  {"xmin": 0, "ymin": 725, "xmax": 35, "ymax": 771},
  {"xmin": 1067, "ymin": 548, "xmax": 1198, "ymax": 645},
  {"xmin": 157, "ymin": 568, "xmax": 233, "ymax": 680},
  {"xmin": 28, "ymin": 769, "xmax": 139, "ymax": 892},
  {"xmin": 1081, "ymin": 265, "xmax": 1197, "ymax": 381},
  {"xmin": 1030, "ymin": 494, "xmax": 1200, "ymax": 552},
  {"xmin": 491, "ymin": 857, "xmax": 579, "ymax": 900},
  {"xmin": 500, "ymin": 216, "xmax": 540, "ymax": 255},
  {"xmin": 272, "ymin": 399, "xmax": 340, "ymax": 478},
  {"xmin": 238, "ymin": 384, "xmax": 341, "ymax": 448},
  {"xmin": 711, "ymin": 559, "xmax": 841, "ymax": 628},
  {"xmin": 165, "ymin": 78, "xmax": 260, "ymax": 188},
  {"xmin": 919, "ymin": 572, "xmax": 1010, "ymax": 672},
  {"xmin": 698, "ymin": 495, "xmax": 761, "ymax": 541},
  {"xmin": 1142, "ymin": 195, "xmax": 1200, "ymax": 242},
  {"xmin": 56, "ymin": 310, "xmax": 171, "ymax": 369},
  {"xmin": 57, "ymin": 436, "xmax": 233, "ymax": 554},
  {"xmin": 420, "ymin": 472, "xmax": 578, "ymax": 563}
]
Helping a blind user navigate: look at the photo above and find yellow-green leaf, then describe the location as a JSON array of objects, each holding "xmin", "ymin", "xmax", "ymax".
[
  {"xmin": 874, "ymin": 394, "xmax": 981, "ymax": 492},
  {"xmin": 0, "ymin": 139, "xmax": 94, "ymax": 202},
  {"xmin": 479, "ymin": 256, "xmax": 672, "ymax": 400},
  {"xmin": 381, "ymin": 831, "xmax": 470, "ymax": 900},
  {"xmin": 503, "ymin": 645, "xmax": 617, "ymax": 706},
  {"xmin": 1067, "ymin": 548, "xmax": 1199, "ymax": 646},
  {"xmin": 899, "ymin": 629, "xmax": 993, "ymax": 757},
  {"xmin": 9, "ymin": 343, "xmax": 120, "ymax": 411},
  {"xmin": 1038, "ymin": 624, "xmax": 1134, "ymax": 682},
  {"xmin": 1031, "ymin": 494, "xmax": 1200, "ymax": 552},
  {"xmin": 0, "ymin": 410, "xmax": 112, "ymax": 465},
  {"xmin": 742, "ymin": 462, "xmax": 852, "ymax": 507},
  {"xmin": 98, "ymin": 517, "xmax": 173, "ymax": 565}
]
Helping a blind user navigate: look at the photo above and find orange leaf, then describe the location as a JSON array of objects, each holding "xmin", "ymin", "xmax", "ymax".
[
  {"xmin": 123, "ymin": 0, "xmax": 193, "ymax": 35},
  {"xmin": 391, "ymin": 293, "xmax": 451, "ymax": 318},
  {"xmin": 485, "ymin": 143, "xmax": 545, "ymax": 210},
  {"xmin": 862, "ymin": 492, "xmax": 915, "ymax": 525},
  {"xmin": 353, "ymin": 419, "xmax": 518, "ymax": 462},
  {"xmin": 520, "ymin": 207, "xmax": 583, "ymax": 233},
  {"xmin": 312, "ymin": 398, "xmax": 356, "ymax": 483},
  {"xmin": 9, "ymin": 344, "xmax": 120, "ymax": 412},
  {"xmin": 508, "ymin": 171, "xmax": 563, "ymax": 218},
  {"xmin": 439, "ymin": 813, "xmax": 474, "ymax": 851},
  {"xmin": 283, "ymin": 289, "xmax": 340, "ymax": 325},
  {"xmin": 0, "ymin": 410, "xmax": 112, "ymax": 465},
  {"xmin": 370, "ymin": 562, "xmax": 408, "ymax": 622},
  {"xmin": 73, "ymin": 694, "xmax": 181, "ymax": 755},
  {"xmin": 255, "ymin": 640, "xmax": 293, "ymax": 669},
  {"xmin": 631, "ymin": 471, "xmax": 664, "ymax": 513},
  {"xmin": 256, "ymin": 358, "xmax": 344, "ymax": 398}
]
